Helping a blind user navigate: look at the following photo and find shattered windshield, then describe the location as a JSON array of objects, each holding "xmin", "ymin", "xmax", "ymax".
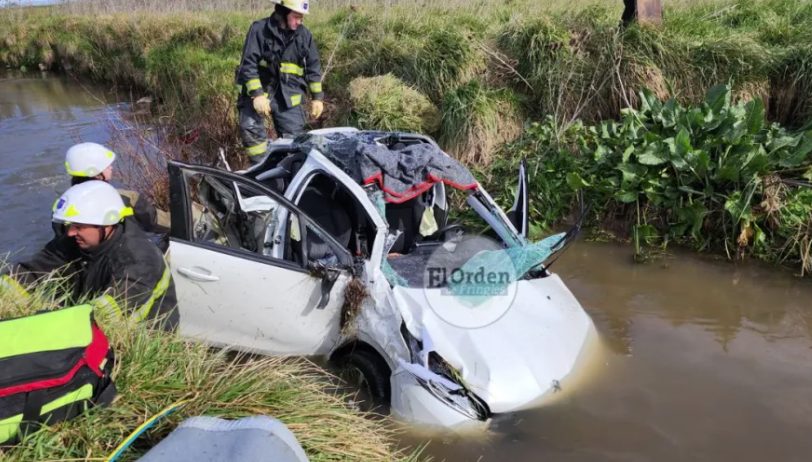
[{"xmin": 378, "ymin": 186, "xmax": 568, "ymax": 289}]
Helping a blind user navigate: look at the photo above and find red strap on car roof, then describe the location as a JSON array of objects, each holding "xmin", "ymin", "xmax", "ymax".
[{"xmin": 363, "ymin": 172, "xmax": 478, "ymax": 204}]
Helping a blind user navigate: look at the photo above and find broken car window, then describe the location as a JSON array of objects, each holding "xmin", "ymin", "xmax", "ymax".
[{"xmin": 184, "ymin": 171, "xmax": 300, "ymax": 264}]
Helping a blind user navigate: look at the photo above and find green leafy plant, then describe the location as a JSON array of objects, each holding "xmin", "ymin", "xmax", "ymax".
[{"xmin": 489, "ymin": 85, "xmax": 812, "ymax": 272}]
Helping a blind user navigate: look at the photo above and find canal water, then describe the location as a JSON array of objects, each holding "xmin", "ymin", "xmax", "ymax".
[
  {"xmin": 403, "ymin": 242, "xmax": 812, "ymax": 461},
  {"xmin": 1, "ymin": 74, "xmax": 811, "ymax": 462},
  {"xmin": 0, "ymin": 72, "xmax": 124, "ymax": 257}
]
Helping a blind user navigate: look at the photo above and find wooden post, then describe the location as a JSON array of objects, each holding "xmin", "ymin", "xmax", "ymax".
[
  {"xmin": 637, "ymin": 0, "xmax": 663, "ymax": 24},
  {"xmin": 622, "ymin": 0, "xmax": 663, "ymax": 26}
]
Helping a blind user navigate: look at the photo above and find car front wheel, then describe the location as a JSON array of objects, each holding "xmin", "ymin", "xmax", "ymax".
[{"xmin": 335, "ymin": 348, "xmax": 391, "ymax": 413}]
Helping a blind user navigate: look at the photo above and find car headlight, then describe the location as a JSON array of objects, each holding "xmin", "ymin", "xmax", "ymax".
[{"xmin": 399, "ymin": 323, "xmax": 490, "ymax": 421}]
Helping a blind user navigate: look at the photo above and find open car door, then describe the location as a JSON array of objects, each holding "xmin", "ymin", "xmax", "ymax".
[
  {"xmin": 166, "ymin": 161, "xmax": 354, "ymax": 356},
  {"xmin": 507, "ymin": 158, "xmax": 528, "ymax": 237}
]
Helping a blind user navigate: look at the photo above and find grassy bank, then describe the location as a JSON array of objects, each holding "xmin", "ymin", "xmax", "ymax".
[
  {"xmin": 2, "ymin": 1, "xmax": 811, "ymax": 162},
  {"xmin": 1, "ymin": 0, "xmax": 811, "ymax": 272},
  {"xmin": 0, "ymin": 273, "xmax": 413, "ymax": 461}
]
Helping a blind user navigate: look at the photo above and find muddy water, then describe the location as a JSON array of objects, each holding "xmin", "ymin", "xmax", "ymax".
[
  {"xmin": 0, "ymin": 73, "xmax": 123, "ymax": 257},
  {"xmin": 407, "ymin": 243, "xmax": 812, "ymax": 461},
  {"xmin": 2, "ymin": 74, "xmax": 811, "ymax": 462}
]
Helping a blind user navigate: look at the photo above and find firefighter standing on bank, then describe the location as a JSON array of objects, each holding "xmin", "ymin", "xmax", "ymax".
[{"xmin": 236, "ymin": 0, "xmax": 324, "ymax": 162}]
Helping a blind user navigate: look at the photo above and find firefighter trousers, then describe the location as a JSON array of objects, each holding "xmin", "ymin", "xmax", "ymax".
[{"xmin": 238, "ymin": 93, "xmax": 308, "ymax": 163}]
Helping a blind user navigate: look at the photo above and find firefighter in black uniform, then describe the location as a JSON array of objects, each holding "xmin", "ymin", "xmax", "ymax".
[
  {"xmin": 236, "ymin": 0, "xmax": 324, "ymax": 163},
  {"xmin": 1, "ymin": 181, "xmax": 179, "ymax": 330},
  {"xmin": 61, "ymin": 142, "xmax": 167, "ymax": 235}
]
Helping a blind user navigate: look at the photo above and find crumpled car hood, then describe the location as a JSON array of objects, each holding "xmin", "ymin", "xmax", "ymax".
[{"xmin": 392, "ymin": 274, "xmax": 593, "ymax": 413}]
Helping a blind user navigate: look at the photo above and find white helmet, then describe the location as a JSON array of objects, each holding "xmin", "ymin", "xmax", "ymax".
[
  {"xmin": 275, "ymin": 0, "xmax": 310, "ymax": 15},
  {"xmin": 52, "ymin": 180, "xmax": 133, "ymax": 226},
  {"xmin": 65, "ymin": 142, "xmax": 116, "ymax": 178}
]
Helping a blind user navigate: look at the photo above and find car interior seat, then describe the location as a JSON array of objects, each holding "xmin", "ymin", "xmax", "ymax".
[
  {"xmin": 197, "ymin": 176, "xmax": 244, "ymax": 248},
  {"xmin": 385, "ymin": 197, "xmax": 426, "ymax": 254},
  {"xmin": 296, "ymin": 184, "xmax": 352, "ymax": 262}
]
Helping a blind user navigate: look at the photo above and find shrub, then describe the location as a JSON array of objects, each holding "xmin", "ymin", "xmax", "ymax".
[{"xmin": 348, "ymin": 73, "xmax": 441, "ymax": 134}]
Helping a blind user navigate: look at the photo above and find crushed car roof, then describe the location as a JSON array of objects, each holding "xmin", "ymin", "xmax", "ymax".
[{"xmin": 295, "ymin": 131, "xmax": 478, "ymax": 204}]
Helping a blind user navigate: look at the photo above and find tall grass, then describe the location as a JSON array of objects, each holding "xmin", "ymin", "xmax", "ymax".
[
  {"xmin": 1, "ymin": 0, "xmax": 811, "ymax": 269},
  {"xmin": 44, "ymin": 0, "xmax": 619, "ymax": 15},
  {"xmin": 4, "ymin": 0, "xmax": 810, "ymax": 164},
  {"xmin": 0, "ymin": 269, "xmax": 414, "ymax": 461},
  {"xmin": 440, "ymin": 80, "xmax": 521, "ymax": 165},
  {"xmin": 348, "ymin": 73, "xmax": 441, "ymax": 134}
]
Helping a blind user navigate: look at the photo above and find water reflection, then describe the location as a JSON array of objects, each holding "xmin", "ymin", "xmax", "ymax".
[
  {"xmin": 558, "ymin": 242, "xmax": 812, "ymax": 354},
  {"xmin": 0, "ymin": 72, "xmax": 108, "ymax": 121},
  {"xmin": 0, "ymin": 72, "xmax": 121, "ymax": 256},
  {"xmin": 408, "ymin": 241, "xmax": 812, "ymax": 461}
]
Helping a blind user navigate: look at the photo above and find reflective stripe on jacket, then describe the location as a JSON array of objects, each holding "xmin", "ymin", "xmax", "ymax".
[
  {"xmin": 235, "ymin": 13, "xmax": 323, "ymax": 109},
  {"xmin": 9, "ymin": 221, "xmax": 179, "ymax": 330}
]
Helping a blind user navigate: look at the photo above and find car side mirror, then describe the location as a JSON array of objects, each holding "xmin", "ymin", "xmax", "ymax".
[{"xmin": 507, "ymin": 158, "xmax": 529, "ymax": 237}]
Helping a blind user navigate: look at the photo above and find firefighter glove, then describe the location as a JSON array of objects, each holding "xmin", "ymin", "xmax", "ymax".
[
  {"xmin": 253, "ymin": 94, "xmax": 272, "ymax": 117},
  {"xmin": 310, "ymin": 100, "xmax": 324, "ymax": 119}
]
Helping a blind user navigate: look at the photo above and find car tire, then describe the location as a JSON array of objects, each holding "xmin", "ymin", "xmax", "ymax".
[{"xmin": 336, "ymin": 348, "xmax": 391, "ymax": 412}]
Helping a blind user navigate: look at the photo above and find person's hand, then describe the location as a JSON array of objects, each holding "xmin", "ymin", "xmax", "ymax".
[
  {"xmin": 310, "ymin": 100, "xmax": 324, "ymax": 119},
  {"xmin": 252, "ymin": 94, "xmax": 272, "ymax": 117}
]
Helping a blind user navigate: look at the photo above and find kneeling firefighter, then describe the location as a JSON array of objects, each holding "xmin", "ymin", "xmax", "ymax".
[
  {"xmin": 1, "ymin": 181, "xmax": 179, "ymax": 330},
  {"xmin": 236, "ymin": 0, "xmax": 325, "ymax": 163}
]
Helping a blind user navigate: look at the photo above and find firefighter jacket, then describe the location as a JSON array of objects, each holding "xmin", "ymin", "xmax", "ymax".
[
  {"xmin": 5, "ymin": 221, "xmax": 179, "ymax": 330},
  {"xmin": 236, "ymin": 12, "xmax": 323, "ymax": 109}
]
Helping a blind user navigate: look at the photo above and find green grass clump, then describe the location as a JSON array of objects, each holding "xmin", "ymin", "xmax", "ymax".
[
  {"xmin": 440, "ymin": 80, "xmax": 522, "ymax": 165},
  {"xmin": 348, "ymin": 73, "xmax": 440, "ymax": 134},
  {"xmin": 146, "ymin": 44, "xmax": 236, "ymax": 107},
  {"xmin": 406, "ymin": 26, "xmax": 486, "ymax": 101},
  {"xmin": 0, "ymin": 274, "xmax": 412, "ymax": 461},
  {"xmin": 498, "ymin": 8, "xmax": 622, "ymax": 122}
]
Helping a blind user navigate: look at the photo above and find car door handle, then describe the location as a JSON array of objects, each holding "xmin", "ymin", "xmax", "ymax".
[{"xmin": 177, "ymin": 267, "xmax": 220, "ymax": 282}]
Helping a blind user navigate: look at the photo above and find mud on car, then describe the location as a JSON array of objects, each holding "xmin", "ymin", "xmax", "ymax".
[{"xmin": 167, "ymin": 128, "xmax": 596, "ymax": 427}]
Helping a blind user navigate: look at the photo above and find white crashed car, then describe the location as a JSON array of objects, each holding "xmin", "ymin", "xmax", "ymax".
[{"xmin": 166, "ymin": 128, "xmax": 596, "ymax": 427}]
